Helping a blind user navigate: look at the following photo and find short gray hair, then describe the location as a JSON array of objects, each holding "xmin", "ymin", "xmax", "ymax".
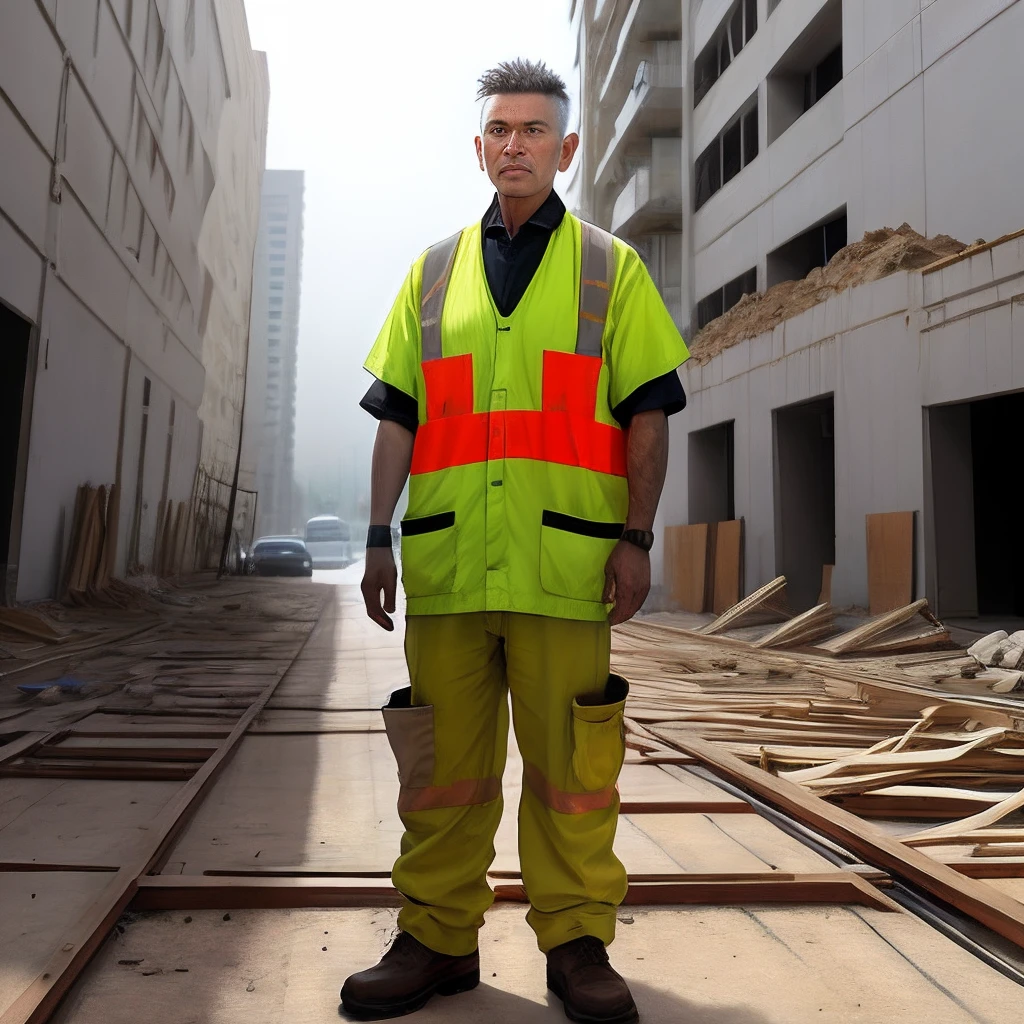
[{"xmin": 477, "ymin": 59, "xmax": 571, "ymax": 137}]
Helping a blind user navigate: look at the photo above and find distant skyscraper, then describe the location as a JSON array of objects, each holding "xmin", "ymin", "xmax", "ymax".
[{"xmin": 249, "ymin": 170, "xmax": 304, "ymax": 536}]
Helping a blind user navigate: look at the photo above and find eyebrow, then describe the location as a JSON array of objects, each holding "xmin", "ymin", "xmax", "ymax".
[{"xmin": 485, "ymin": 119, "xmax": 551, "ymax": 130}]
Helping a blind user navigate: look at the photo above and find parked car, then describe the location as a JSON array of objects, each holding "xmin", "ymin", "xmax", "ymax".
[{"xmin": 248, "ymin": 536, "xmax": 313, "ymax": 577}]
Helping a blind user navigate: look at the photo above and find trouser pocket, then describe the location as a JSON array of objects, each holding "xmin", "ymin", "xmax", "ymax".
[
  {"xmin": 382, "ymin": 686, "xmax": 435, "ymax": 788},
  {"xmin": 570, "ymin": 674, "xmax": 628, "ymax": 792}
]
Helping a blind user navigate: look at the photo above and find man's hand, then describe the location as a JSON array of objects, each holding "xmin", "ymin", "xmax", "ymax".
[
  {"xmin": 602, "ymin": 541, "xmax": 651, "ymax": 626},
  {"xmin": 361, "ymin": 547, "xmax": 398, "ymax": 631}
]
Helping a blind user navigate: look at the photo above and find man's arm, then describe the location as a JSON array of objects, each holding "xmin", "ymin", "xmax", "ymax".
[
  {"xmin": 361, "ymin": 419, "xmax": 414, "ymax": 631},
  {"xmin": 602, "ymin": 409, "xmax": 669, "ymax": 626}
]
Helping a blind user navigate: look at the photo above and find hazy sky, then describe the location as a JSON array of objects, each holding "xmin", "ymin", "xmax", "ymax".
[{"xmin": 243, "ymin": 0, "xmax": 578, "ymax": 490}]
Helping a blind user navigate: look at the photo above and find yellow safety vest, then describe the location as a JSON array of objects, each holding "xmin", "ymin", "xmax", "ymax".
[{"xmin": 365, "ymin": 210, "xmax": 689, "ymax": 621}]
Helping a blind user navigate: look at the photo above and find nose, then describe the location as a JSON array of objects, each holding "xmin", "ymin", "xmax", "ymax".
[{"xmin": 503, "ymin": 130, "xmax": 526, "ymax": 155}]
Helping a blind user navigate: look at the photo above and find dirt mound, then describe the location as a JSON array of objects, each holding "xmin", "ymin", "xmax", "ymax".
[{"xmin": 688, "ymin": 224, "xmax": 965, "ymax": 366}]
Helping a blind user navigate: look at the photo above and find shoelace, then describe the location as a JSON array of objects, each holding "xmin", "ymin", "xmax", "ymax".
[{"xmin": 571, "ymin": 936, "xmax": 610, "ymax": 967}]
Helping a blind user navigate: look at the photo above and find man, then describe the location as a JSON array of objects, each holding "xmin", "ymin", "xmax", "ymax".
[{"xmin": 342, "ymin": 59, "xmax": 688, "ymax": 1023}]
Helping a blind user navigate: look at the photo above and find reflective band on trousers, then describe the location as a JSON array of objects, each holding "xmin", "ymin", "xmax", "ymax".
[
  {"xmin": 398, "ymin": 774, "xmax": 502, "ymax": 813},
  {"xmin": 523, "ymin": 761, "xmax": 617, "ymax": 815}
]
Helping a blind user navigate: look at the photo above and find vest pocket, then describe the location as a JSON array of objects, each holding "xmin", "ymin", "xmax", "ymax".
[
  {"xmin": 401, "ymin": 511, "xmax": 458, "ymax": 597},
  {"xmin": 539, "ymin": 510, "xmax": 623, "ymax": 604}
]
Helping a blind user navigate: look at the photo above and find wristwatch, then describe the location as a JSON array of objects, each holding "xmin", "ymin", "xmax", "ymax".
[{"xmin": 621, "ymin": 529, "xmax": 654, "ymax": 552}]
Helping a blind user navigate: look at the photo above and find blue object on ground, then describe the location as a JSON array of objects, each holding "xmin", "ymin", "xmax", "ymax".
[{"xmin": 16, "ymin": 676, "xmax": 87, "ymax": 696}]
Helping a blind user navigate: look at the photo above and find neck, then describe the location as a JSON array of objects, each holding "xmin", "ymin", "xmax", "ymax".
[{"xmin": 497, "ymin": 187, "xmax": 553, "ymax": 238}]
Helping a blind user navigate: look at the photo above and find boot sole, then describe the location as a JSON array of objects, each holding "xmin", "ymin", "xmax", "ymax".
[
  {"xmin": 547, "ymin": 975, "xmax": 640, "ymax": 1024},
  {"xmin": 341, "ymin": 967, "xmax": 480, "ymax": 1020}
]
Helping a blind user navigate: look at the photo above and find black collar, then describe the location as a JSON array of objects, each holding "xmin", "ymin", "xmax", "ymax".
[{"xmin": 482, "ymin": 190, "xmax": 567, "ymax": 238}]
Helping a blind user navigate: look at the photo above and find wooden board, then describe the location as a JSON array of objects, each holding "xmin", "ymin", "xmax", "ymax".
[
  {"xmin": 711, "ymin": 519, "xmax": 743, "ymax": 615},
  {"xmin": 47, "ymin": 905, "xmax": 1024, "ymax": 1024},
  {"xmin": 0, "ymin": 780, "xmax": 181, "ymax": 867},
  {"xmin": 663, "ymin": 524, "xmax": 711, "ymax": 613},
  {"xmin": 625, "ymin": 813, "xmax": 836, "ymax": 874},
  {"xmin": 161, "ymin": 733, "xmax": 405, "ymax": 875},
  {"xmin": 866, "ymin": 512, "xmax": 915, "ymax": 615},
  {"xmin": 0, "ymin": 872, "xmax": 113, "ymax": 1016},
  {"xmin": 615, "ymin": 764, "xmax": 748, "ymax": 813}
]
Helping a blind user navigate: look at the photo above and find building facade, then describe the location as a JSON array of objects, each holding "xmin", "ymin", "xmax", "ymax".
[
  {"xmin": 570, "ymin": 0, "xmax": 1024, "ymax": 617},
  {"xmin": 0, "ymin": 0, "xmax": 269, "ymax": 601},
  {"xmin": 242, "ymin": 169, "xmax": 305, "ymax": 539}
]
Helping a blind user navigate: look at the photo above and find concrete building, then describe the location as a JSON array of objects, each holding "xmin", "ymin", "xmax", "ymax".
[
  {"xmin": 242, "ymin": 170, "xmax": 304, "ymax": 539},
  {"xmin": 570, "ymin": 0, "xmax": 1024, "ymax": 619},
  {"xmin": 0, "ymin": 0, "xmax": 269, "ymax": 601}
]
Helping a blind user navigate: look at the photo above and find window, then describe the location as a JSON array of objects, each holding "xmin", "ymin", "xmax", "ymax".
[
  {"xmin": 767, "ymin": 0, "xmax": 842, "ymax": 144},
  {"xmin": 270, "ymin": 240, "xmax": 286, "ymax": 249},
  {"xmin": 270, "ymin": 282, "xmax": 284, "ymax": 290},
  {"xmin": 694, "ymin": 97, "xmax": 758, "ymax": 210},
  {"xmin": 697, "ymin": 267, "xmax": 757, "ymax": 330},
  {"xmin": 269, "ymin": 226, "xmax": 287, "ymax": 235},
  {"xmin": 270, "ymin": 296, "xmax": 283, "ymax": 306},
  {"xmin": 269, "ymin": 311, "xmax": 282, "ymax": 319},
  {"xmin": 805, "ymin": 44, "xmax": 842, "ymax": 110},
  {"xmin": 270, "ymin": 254, "xmax": 285, "ymax": 262},
  {"xmin": 694, "ymin": 0, "xmax": 758, "ymax": 106},
  {"xmin": 271, "ymin": 268, "xmax": 285, "ymax": 276},
  {"xmin": 766, "ymin": 210, "xmax": 847, "ymax": 289},
  {"xmin": 268, "ymin": 212, "xmax": 288, "ymax": 222}
]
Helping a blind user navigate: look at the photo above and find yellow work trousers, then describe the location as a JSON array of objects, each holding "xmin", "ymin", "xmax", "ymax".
[{"xmin": 382, "ymin": 612, "xmax": 628, "ymax": 956}]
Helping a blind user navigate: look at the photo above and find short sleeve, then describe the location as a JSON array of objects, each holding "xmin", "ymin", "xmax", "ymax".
[
  {"xmin": 363, "ymin": 259, "xmax": 424, "ymax": 402},
  {"xmin": 604, "ymin": 244, "xmax": 690, "ymax": 411}
]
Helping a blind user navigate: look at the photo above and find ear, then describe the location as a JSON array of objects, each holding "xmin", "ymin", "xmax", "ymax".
[
  {"xmin": 558, "ymin": 133, "xmax": 580, "ymax": 174},
  {"xmin": 475, "ymin": 135, "xmax": 485, "ymax": 172}
]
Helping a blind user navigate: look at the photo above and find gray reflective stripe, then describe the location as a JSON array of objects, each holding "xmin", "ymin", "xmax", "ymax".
[
  {"xmin": 577, "ymin": 222, "xmax": 615, "ymax": 357},
  {"xmin": 420, "ymin": 230, "xmax": 463, "ymax": 362}
]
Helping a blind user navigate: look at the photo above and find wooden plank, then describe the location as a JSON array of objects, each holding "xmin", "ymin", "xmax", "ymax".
[
  {"xmin": 651, "ymin": 728, "xmax": 1024, "ymax": 953},
  {"xmin": 131, "ymin": 874, "xmax": 402, "ymax": 910},
  {"xmin": 866, "ymin": 512, "xmax": 915, "ymax": 615},
  {"xmin": 45, "ymin": 905, "xmax": 1024, "ymax": 1024},
  {"xmin": 616, "ymin": 763, "xmax": 749, "ymax": 813},
  {"xmin": 711, "ymin": 519, "xmax": 743, "ymax": 615},
  {"xmin": 494, "ymin": 873, "xmax": 899, "ymax": 911},
  {"xmin": 663, "ymin": 524, "xmax": 711, "ymax": 613},
  {"xmin": 0, "ymin": 593, "xmax": 331, "ymax": 1024}
]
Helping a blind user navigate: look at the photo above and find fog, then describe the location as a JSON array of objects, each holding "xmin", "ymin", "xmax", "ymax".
[{"xmin": 243, "ymin": 0, "xmax": 577, "ymax": 522}]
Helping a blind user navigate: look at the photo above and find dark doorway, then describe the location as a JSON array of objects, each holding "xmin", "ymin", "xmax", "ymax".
[
  {"xmin": 0, "ymin": 304, "xmax": 32, "ymax": 597},
  {"xmin": 929, "ymin": 393, "xmax": 1024, "ymax": 618},
  {"xmin": 773, "ymin": 396, "xmax": 835, "ymax": 611},
  {"xmin": 689, "ymin": 421, "xmax": 735, "ymax": 524}
]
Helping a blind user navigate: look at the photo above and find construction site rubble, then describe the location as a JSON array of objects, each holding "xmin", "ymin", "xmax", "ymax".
[{"xmin": 689, "ymin": 224, "xmax": 966, "ymax": 365}]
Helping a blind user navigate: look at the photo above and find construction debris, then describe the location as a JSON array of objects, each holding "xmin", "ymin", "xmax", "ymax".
[
  {"xmin": 701, "ymin": 576, "xmax": 789, "ymax": 634},
  {"xmin": 689, "ymin": 224, "xmax": 966, "ymax": 365}
]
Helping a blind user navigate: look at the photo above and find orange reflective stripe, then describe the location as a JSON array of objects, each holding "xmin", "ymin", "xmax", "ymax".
[
  {"xmin": 411, "ymin": 412, "xmax": 626, "ymax": 477},
  {"xmin": 523, "ymin": 761, "xmax": 617, "ymax": 815},
  {"xmin": 423, "ymin": 353, "xmax": 474, "ymax": 420},
  {"xmin": 542, "ymin": 351, "xmax": 602, "ymax": 417},
  {"xmin": 398, "ymin": 775, "xmax": 501, "ymax": 813}
]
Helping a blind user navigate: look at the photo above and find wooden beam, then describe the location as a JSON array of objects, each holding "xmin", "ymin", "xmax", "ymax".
[
  {"xmin": 650, "ymin": 731, "xmax": 1024, "ymax": 952},
  {"xmin": 131, "ymin": 875, "xmax": 402, "ymax": 911}
]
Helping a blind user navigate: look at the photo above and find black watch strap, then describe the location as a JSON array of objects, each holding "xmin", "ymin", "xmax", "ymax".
[
  {"xmin": 366, "ymin": 525, "xmax": 393, "ymax": 548},
  {"xmin": 621, "ymin": 529, "xmax": 654, "ymax": 552}
]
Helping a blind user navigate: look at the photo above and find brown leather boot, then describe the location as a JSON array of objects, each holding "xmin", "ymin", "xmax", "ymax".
[
  {"xmin": 547, "ymin": 936, "xmax": 639, "ymax": 1023},
  {"xmin": 340, "ymin": 931, "xmax": 479, "ymax": 1019}
]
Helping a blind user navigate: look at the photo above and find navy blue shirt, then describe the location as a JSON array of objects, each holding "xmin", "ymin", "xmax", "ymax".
[{"xmin": 361, "ymin": 191, "xmax": 686, "ymax": 433}]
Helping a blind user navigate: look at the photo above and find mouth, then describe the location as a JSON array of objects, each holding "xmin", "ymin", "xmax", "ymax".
[{"xmin": 500, "ymin": 166, "xmax": 531, "ymax": 175}]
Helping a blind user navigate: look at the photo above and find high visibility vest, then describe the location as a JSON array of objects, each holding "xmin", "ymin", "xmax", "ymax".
[{"xmin": 365, "ymin": 210, "xmax": 689, "ymax": 621}]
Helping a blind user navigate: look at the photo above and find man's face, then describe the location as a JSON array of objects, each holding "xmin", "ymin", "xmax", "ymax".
[{"xmin": 475, "ymin": 93, "xmax": 579, "ymax": 199}]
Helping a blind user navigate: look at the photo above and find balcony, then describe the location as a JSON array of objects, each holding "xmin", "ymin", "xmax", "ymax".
[
  {"xmin": 594, "ymin": 40, "xmax": 683, "ymax": 191},
  {"xmin": 598, "ymin": 0, "xmax": 684, "ymax": 107},
  {"xmin": 611, "ymin": 137, "xmax": 683, "ymax": 237}
]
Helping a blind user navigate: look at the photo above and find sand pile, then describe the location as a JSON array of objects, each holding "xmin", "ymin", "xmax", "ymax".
[{"xmin": 688, "ymin": 224, "xmax": 966, "ymax": 365}]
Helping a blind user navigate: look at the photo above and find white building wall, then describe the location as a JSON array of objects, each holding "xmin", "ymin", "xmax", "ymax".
[{"xmin": 0, "ymin": 0, "xmax": 268, "ymax": 600}]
